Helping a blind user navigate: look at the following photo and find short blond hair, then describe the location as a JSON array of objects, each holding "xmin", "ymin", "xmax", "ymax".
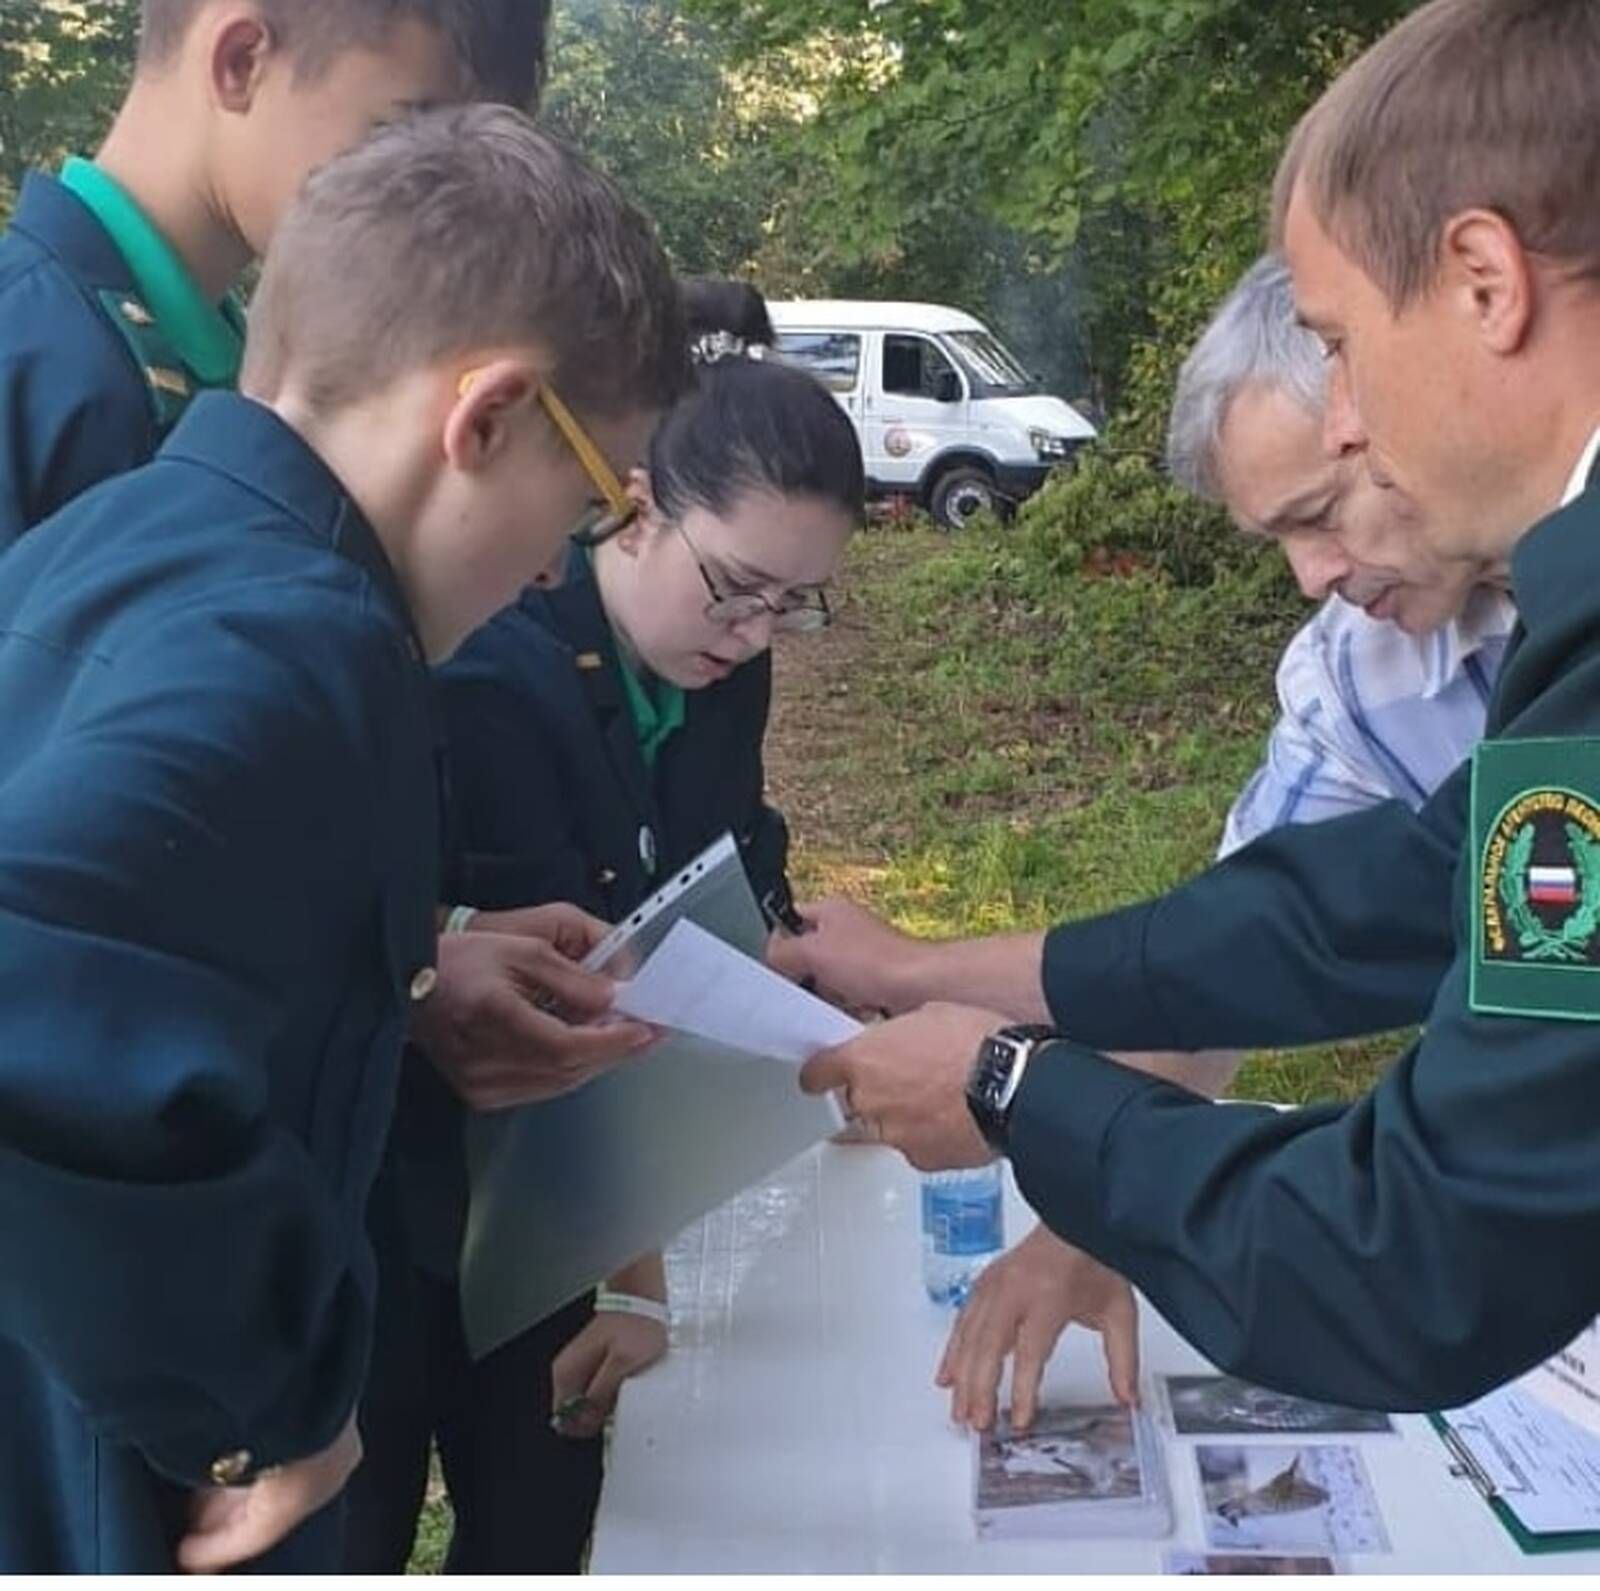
[
  {"xmin": 242, "ymin": 105, "xmax": 687, "ymax": 421},
  {"xmin": 1273, "ymin": 0, "xmax": 1600, "ymax": 307}
]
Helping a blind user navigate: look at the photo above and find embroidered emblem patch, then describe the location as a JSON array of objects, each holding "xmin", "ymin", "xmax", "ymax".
[{"xmin": 1471, "ymin": 740, "xmax": 1600, "ymax": 1019}]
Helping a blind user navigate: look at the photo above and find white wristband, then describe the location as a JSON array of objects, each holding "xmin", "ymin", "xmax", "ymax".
[
  {"xmin": 593, "ymin": 1289, "xmax": 670, "ymax": 1328},
  {"xmin": 444, "ymin": 904, "xmax": 479, "ymax": 936}
]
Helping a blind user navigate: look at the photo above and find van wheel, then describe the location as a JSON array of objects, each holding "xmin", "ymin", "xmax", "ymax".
[{"xmin": 930, "ymin": 466, "xmax": 998, "ymax": 532}]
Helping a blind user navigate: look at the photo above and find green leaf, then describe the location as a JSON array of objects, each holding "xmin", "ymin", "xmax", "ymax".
[{"xmin": 1102, "ymin": 29, "xmax": 1148, "ymax": 73}]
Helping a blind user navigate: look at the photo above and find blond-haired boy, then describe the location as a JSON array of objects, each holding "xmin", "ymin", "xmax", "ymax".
[{"xmin": 0, "ymin": 104, "xmax": 684, "ymax": 1574}]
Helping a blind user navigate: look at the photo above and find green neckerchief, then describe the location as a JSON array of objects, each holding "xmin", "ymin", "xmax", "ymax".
[
  {"xmin": 581, "ymin": 544, "xmax": 686, "ymax": 769},
  {"xmin": 61, "ymin": 157, "xmax": 245, "ymax": 388},
  {"xmin": 616, "ymin": 647, "xmax": 686, "ymax": 771}
]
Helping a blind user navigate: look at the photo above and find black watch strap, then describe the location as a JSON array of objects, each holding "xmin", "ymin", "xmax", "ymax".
[{"xmin": 966, "ymin": 1023, "xmax": 1058, "ymax": 1154}]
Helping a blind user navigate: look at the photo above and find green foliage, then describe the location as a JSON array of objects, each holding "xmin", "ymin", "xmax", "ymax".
[
  {"xmin": 539, "ymin": 0, "xmax": 785, "ymax": 277},
  {"xmin": 0, "ymin": 1, "xmax": 137, "ymax": 216},
  {"xmin": 1011, "ymin": 448, "xmax": 1286, "ymax": 589},
  {"xmin": 682, "ymin": 0, "xmax": 1421, "ymax": 418}
]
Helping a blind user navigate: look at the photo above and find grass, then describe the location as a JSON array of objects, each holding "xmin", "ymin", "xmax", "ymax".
[
  {"xmin": 767, "ymin": 515, "xmax": 1409, "ymax": 1104},
  {"xmin": 409, "ymin": 1478, "xmax": 451, "ymax": 1575}
]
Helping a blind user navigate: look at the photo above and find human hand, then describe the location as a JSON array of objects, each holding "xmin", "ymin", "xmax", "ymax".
[
  {"xmin": 767, "ymin": 898, "xmax": 929, "ymax": 1016},
  {"xmin": 471, "ymin": 901, "xmax": 612, "ymax": 962},
  {"xmin": 411, "ymin": 923, "xmax": 655, "ymax": 1110},
  {"xmin": 799, "ymin": 1002, "xmax": 1001, "ymax": 1171},
  {"xmin": 176, "ymin": 1412, "xmax": 361, "ymax": 1573},
  {"xmin": 937, "ymin": 1224, "xmax": 1139, "ymax": 1433},
  {"xmin": 550, "ymin": 1299, "xmax": 668, "ymax": 1441}
]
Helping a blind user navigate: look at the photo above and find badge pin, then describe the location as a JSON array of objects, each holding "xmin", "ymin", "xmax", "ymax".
[{"xmin": 146, "ymin": 365, "xmax": 191, "ymax": 398}]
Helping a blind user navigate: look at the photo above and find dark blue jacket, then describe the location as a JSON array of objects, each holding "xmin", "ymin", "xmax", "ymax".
[
  {"xmin": 0, "ymin": 392, "xmax": 441, "ymax": 1570},
  {"xmin": 379, "ymin": 546, "xmax": 790, "ymax": 1278},
  {"xmin": 0, "ymin": 172, "xmax": 186, "ymax": 548}
]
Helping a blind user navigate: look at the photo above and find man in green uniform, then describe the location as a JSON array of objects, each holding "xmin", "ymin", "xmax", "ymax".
[{"xmin": 781, "ymin": 0, "xmax": 1600, "ymax": 1412}]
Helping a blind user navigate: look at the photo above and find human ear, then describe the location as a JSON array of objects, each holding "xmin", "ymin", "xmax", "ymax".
[
  {"xmin": 626, "ymin": 467, "xmax": 658, "ymax": 518},
  {"xmin": 442, "ymin": 360, "xmax": 537, "ymax": 474},
  {"xmin": 1441, "ymin": 209, "xmax": 1535, "ymax": 357},
  {"xmin": 207, "ymin": 10, "xmax": 275, "ymax": 115}
]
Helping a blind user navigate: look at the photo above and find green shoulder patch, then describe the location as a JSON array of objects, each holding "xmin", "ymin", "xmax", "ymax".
[{"xmin": 1471, "ymin": 738, "xmax": 1600, "ymax": 1020}]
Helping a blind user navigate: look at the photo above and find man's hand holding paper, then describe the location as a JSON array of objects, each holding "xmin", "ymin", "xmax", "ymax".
[{"xmin": 799, "ymin": 1003, "xmax": 1001, "ymax": 1169}]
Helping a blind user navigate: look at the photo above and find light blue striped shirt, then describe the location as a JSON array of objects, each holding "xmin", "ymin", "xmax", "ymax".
[{"xmin": 1219, "ymin": 587, "xmax": 1518, "ymax": 859}]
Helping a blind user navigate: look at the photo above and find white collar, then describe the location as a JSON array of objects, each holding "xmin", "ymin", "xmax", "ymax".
[{"xmin": 1562, "ymin": 425, "xmax": 1600, "ymax": 508}]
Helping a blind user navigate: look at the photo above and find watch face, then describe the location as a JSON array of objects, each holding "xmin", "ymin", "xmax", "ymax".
[{"xmin": 976, "ymin": 1036, "xmax": 1015, "ymax": 1109}]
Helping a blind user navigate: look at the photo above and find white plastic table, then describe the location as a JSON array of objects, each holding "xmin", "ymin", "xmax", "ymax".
[{"xmin": 592, "ymin": 1143, "xmax": 1600, "ymax": 1573}]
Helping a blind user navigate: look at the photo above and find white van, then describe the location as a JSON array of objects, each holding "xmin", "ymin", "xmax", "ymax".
[{"xmin": 767, "ymin": 300, "xmax": 1097, "ymax": 530}]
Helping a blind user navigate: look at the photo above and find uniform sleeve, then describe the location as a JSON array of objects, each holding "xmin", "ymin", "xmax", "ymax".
[
  {"xmin": 1010, "ymin": 948, "xmax": 1600, "ymax": 1410},
  {"xmin": 0, "ymin": 269, "xmax": 155, "ymax": 547},
  {"xmin": 1219, "ymin": 613, "xmax": 1405, "ymax": 858},
  {"xmin": 1043, "ymin": 765, "xmax": 1465, "ymax": 1053},
  {"xmin": 0, "ymin": 603, "xmax": 397, "ymax": 1484}
]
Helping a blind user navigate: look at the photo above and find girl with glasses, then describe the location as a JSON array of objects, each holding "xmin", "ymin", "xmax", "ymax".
[{"xmin": 346, "ymin": 283, "xmax": 865, "ymax": 1574}]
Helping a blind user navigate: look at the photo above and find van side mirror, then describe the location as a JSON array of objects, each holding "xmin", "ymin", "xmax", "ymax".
[{"xmin": 934, "ymin": 370, "xmax": 962, "ymax": 404}]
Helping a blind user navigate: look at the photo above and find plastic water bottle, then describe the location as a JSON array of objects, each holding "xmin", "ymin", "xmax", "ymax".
[{"xmin": 921, "ymin": 1165, "xmax": 1004, "ymax": 1306}]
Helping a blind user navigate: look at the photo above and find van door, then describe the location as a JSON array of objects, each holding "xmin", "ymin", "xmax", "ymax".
[{"xmin": 869, "ymin": 333, "xmax": 969, "ymax": 492}]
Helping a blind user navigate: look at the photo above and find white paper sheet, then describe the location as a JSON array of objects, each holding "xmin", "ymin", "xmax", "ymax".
[
  {"xmin": 1518, "ymin": 1321, "xmax": 1600, "ymax": 1441},
  {"xmin": 1444, "ymin": 1382, "xmax": 1600, "ymax": 1535},
  {"xmin": 614, "ymin": 917, "xmax": 863, "ymax": 1063}
]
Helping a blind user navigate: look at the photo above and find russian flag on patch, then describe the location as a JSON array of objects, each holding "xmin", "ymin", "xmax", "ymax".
[{"xmin": 1530, "ymin": 865, "xmax": 1580, "ymax": 906}]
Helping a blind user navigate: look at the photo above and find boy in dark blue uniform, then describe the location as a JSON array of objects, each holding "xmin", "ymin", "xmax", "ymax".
[
  {"xmin": 784, "ymin": 0, "xmax": 1600, "ymax": 1416},
  {"xmin": 1, "ymin": 0, "xmax": 652, "ymax": 1235},
  {"xmin": 0, "ymin": 0, "xmax": 549, "ymax": 546},
  {"xmin": 347, "ymin": 346, "xmax": 866, "ymax": 1570},
  {"xmin": 0, "ymin": 104, "xmax": 683, "ymax": 1573}
]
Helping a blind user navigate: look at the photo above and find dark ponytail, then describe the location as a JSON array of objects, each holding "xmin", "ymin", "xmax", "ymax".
[
  {"xmin": 649, "ymin": 357, "xmax": 866, "ymax": 527},
  {"xmin": 681, "ymin": 277, "xmax": 776, "ymax": 351}
]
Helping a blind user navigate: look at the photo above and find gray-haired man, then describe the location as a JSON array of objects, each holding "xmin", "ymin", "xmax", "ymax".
[{"xmin": 926, "ymin": 254, "xmax": 1515, "ymax": 1432}]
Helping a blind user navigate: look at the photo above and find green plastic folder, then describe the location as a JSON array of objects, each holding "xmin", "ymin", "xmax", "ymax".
[{"xmin": 1428, "ymin": 1413, "xmax": 1600, "ymax": 1555}]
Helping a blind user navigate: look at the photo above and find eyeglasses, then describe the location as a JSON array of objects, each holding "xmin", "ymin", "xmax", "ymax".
[
  {"xmin": 457, "ymin": 368, "xmax": 639, "ymax": 544},
  {"xmin": 675, "ymin": 517, "xmax": 833, "ymax": 634}
]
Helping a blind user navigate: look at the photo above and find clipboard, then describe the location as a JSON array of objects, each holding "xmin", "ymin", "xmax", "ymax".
[
  {"xmin": 1430, "ymin": 1412, "xmax": 1600, "ymax": 1555},
  {"xmin": 458, "ymin": 834, "xmax": 843, "ymax": 1361}
]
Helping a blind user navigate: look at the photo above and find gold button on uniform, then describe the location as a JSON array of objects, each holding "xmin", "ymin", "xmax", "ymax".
[
  {"xmin": 209, "ymin": 1448, "xmax": 253, "ymax": 1487},
  {"xmin": 409, "ymin": 966, "xmax": 438, "ymax": 1003}
]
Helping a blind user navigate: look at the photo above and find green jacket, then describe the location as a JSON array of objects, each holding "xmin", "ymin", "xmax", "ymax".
[{"xmin": 1021, "ymin": 462, "xmax": 1600, "ymax": 1412}]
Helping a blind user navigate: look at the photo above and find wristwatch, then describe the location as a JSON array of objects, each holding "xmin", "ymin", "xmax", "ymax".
[{"xmin": 965, "ymin": 1024, "xmax": 1059, "ymax": 1154}]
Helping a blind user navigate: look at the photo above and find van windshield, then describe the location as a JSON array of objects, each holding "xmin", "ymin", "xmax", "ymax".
[{"xmin": 945, "ymin": 330, "xmax": 1039, "ymax": 397}]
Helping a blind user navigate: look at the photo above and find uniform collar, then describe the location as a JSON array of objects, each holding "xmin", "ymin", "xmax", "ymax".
[
  {"xmin": 1510, "ymin": 439, "xmax": 1600, "ymax": 643},
  {"xmin": 521, "ymin": 544, "xmax": 664, "ymax": 816},
  {"xmin": 159, "ymin": 392, "xmax": 425, "ymax": 657},
  {"xmin": 11, "ymin": 170, "xmax": 137, "ymax": 295},
  {"xmin": 1562, "ymin": 425, "xmax": 1600, "ymax": 509},
  {"xmin": 59, "ymin": 158, "xmax": 244, "ymax": 389},
  {"xmin": 524, "ymin": 541, "xmax": 618, "ymax": 661}
]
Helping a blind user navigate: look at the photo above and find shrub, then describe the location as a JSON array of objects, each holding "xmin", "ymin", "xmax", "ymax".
[{"xmin": 1014, "ymin": 447, "xmax": 1296, "ymax": 593}]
